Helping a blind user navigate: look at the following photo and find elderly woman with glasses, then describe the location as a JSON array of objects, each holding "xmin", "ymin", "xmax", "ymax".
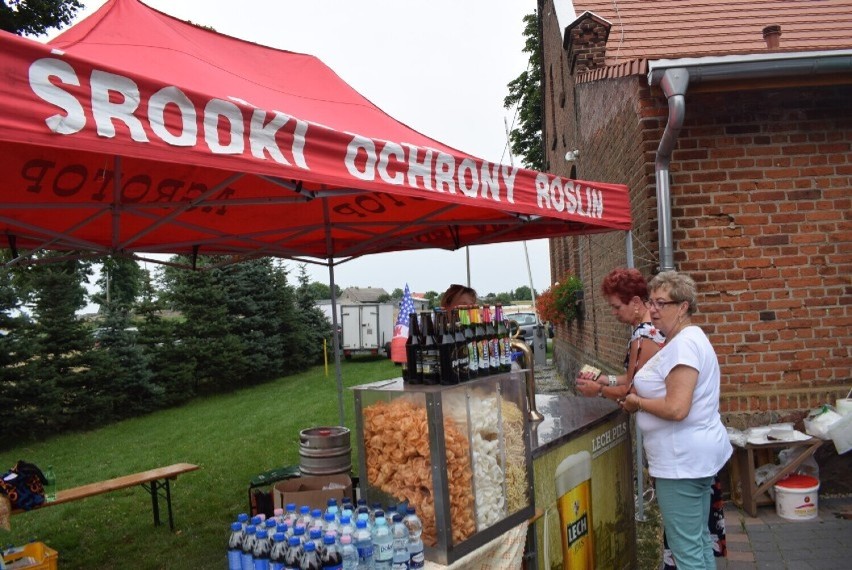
[
  {"xmin": 620, "ymin": 271, "xmax": 732, "ymax": 569},
  {"xmin": 576, "ymin": 268, "xmax": 665, "ymax": 400}
]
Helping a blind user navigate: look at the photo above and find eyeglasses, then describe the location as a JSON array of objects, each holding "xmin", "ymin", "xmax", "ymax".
[{"xmin": 645, "ymin": 299, "xmax": 681, "ymax": 310}]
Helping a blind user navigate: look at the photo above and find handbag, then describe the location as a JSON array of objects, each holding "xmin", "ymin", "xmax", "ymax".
[{"xmin": 0, "ymin": 460, "xmax": 48, "ymax": 511}]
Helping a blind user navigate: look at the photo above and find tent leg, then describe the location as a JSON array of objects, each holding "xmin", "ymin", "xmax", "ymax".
[{"xmin": 328, "ymin": 260, "xmax": 346, "ymax": 427}]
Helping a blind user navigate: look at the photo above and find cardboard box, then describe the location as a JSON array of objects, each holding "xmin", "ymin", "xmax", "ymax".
[{"xmin": 273, "ymin": 473, "xmax": 352, "ymax": 511}]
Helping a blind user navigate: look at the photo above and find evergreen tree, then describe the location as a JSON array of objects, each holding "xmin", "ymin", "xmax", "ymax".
[
  {"xmin": 220, "ymin": 258, "xmax": 288, "ymax": 382},
  {"xmin": 24, "ymin": 256, "xmax": 108, "ymax": 431},
  {"xmin": 504, "ymin": 11, "xmax": 543, "ymax": 170},
  {"xmin": 135, "ymin": 268, "xmax": 195, "ymax": 405},
  {"xmin": 93, "ymin": 257, "xmax": 162, "ymax": 418},
  {"xmin": 0, "ymin": 257, "xmax": 36, "ymax": 443},
  {"xmin": 292, "ymin": 264, "xmax": 332, "ymax": 366},
  {"xmin": 161, "ymin": 257, "xmax": 247, "ymax": 392}
]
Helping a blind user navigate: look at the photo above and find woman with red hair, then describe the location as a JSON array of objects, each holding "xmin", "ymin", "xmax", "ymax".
[{"xmin": 575, "ymin": 268, "xmax": 664, "ymax": 400}]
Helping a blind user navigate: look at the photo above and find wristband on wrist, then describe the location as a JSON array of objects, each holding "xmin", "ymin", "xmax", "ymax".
[
  {"xmin": 608, "ymin": 374, "xmax": 618, "ymax": 387},
  {"xmin": 637, "ymin": 397, "xmax": 643, "ymax": 412},
  {"xmin": 598, "ymin": 385, "xmax": 605, "ymax": 398}
]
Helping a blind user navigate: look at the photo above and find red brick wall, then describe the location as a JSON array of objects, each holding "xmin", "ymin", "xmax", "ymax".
[{"xmin": 540, "ymin": 0, "xmax": 851, "ymax": 423}]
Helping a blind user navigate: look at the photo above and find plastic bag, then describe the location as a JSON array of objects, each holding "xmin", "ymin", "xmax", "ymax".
[
  {"xmin": 778, "ymin": 446, "xmax": 819, "ymax": 479},
  {"xmin": 804, "ymin": 404, "xmax": 843, "ymax": 439}
]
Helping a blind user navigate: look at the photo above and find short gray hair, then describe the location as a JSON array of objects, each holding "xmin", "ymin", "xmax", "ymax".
[{"xmin": 648, "ymin": 271, "xmax": 697, "ymax": 315}]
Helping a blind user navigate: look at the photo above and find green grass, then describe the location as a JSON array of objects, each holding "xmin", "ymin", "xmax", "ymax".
[{"xmin": 1, "ymin": 356, "xmax": 399, "ymax": 569}]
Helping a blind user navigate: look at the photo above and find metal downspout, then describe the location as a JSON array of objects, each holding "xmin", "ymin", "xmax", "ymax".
[{"xmin": 654, "ymin": 68, "xmax": 689, "ymax": 271}]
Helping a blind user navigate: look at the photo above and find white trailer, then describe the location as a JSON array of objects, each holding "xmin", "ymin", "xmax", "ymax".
[{"xmin": 340, "ymin": 303, "xmax": 395, "ymax": 359}]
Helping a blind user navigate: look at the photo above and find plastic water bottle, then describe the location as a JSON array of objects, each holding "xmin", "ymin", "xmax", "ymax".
[
  {"xmin": 285, "ymin": 503, "xmax": 298, "ymax": 527},
  {"xmin": 285, "ymin": 535, "xmax": 304, "ymax": 569},
  {"xmin": 292, "ymin": 525, "xmax": 307, "ymax": 546},
  {"xmin": 309, "ymin": 527, "xmax": 325, "ymax": 558},
  {"xmin": 242, "ymin": 525, "xmax": 258, "ymax": 570},
  {"xmin": 311, "ymin": 509, "xmax": 324, "ymax": 530},
  {"xmin": 298, "ymin": 506, "xmax": 313, "ymax": 529},
  {"xmin": 324, "ymin": 512, "xmax": 340, "ymax": 538},
  {"xmin": 277, "ymin": 522, "xmax": 290, "ymax": 540},
  {"xmin": 321, "ymin": 533, "xmax": 342, "ymax": 570},
  {"xmin": 44, "ymin": 465, "xmax": 56, "ymax": 502},
  {"xmin": 338, "ymin": 514, "xmax": 354, "ymax": 540},
  {"xmin": 238, "ymin": 512, "xmax": 250, "ymax": 529},
  {"xmin": 340, "ymin": 533, "xmax": 358, "ymax": 570},
  {"xmin": 270, "ymin": 532, "xmax": 288, "ymax": 570},
  {"xmin": 254, "ymin": 529, "xmax": 272, "ymax": 570},
  {"xmin": 325, "ymin": 498, "xmax": 340, "ymax": 522},
  {"xmin": 274, "ymin": 508, "xmax": 286, "ymax": 525},
  {"xmin": 266, "ymin": 519, "xmax": 279, "ymax": 543},
  {"xmin": 228, "ymin": 521, "xmax": 245, "ymax": 570},
  {"xmin": 300, "ymin": 540, "xmax": 322, "ymax": 570},
  {"xmin": 354, "ymin": 518, "xmax": 373, "ymax": 569},
  {"xmin": 372, "ymin": 513, "xmax": 393, "ymax": 570},
  {"xmin": 403, "ymin": 507, "xmax": 423, "ymax": 570},
  {"xmin": 390, "ymin": 514, "xmax": 409, "ymax": 570}
]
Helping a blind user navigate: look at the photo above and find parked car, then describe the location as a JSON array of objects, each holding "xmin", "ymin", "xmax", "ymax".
[{"xmin": 506, "ymin": 312, "xmax": 553, "ymax": 351}]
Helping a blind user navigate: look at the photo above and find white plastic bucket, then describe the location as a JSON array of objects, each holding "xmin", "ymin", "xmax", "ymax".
[{"xmin": 774, "ymin": 474, "xmax": 819, "ymax": 521}]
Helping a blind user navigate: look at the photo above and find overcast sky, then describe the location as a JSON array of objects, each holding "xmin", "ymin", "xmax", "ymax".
[{"xmin": 65, "ymin": 0, "xmax": 576, "ymax": 297}]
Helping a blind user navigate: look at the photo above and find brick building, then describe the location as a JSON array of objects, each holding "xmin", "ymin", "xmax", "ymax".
[{"xmin": 539, "ymin": 0, "xmax": 851, "ymax": 424}]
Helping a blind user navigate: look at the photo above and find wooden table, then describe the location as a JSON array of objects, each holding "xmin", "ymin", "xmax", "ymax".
[{"xmin": 729, "ymin": 437, "xmax": 822, "ymax": 517}]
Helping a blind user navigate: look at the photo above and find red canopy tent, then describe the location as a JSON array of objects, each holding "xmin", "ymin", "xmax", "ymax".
[
  {"xmin": 0, "ymin": 0, "xmax": 631, "ymax": 422},
  {"xmin": 0, "ymin": 0, "xmax": 630, "ymax": 265}
]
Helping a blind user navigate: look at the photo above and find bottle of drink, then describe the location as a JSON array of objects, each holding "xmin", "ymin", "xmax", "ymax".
[
  {"xmin": 298, "ymin": 506, "xmax": 313, "ymax": 529},
  {"xmin": 292, "ymin": 525, "xmax": 307, "ymax": 547},
  {"xmin": 495, "ymin": 304, "xmax": 511, "ymax": 372},
  {"xmin": 254, "ymin": 529, "xmax": 272, "ymax": 570},
  {"xmin": 354, "ymin": 518, "xmax": 374, "ymax": 569},
  {"xmin": 285, "ymin": 535, "xmax": 304, "ymax": 569},
  {"xmin": 451, "ymin": 309, "xmax": 470, "ymax": 383},
  {"xmin": 44, "ymin": 465, "xmax": 56, "ymax": 502},
  {"xmin": 242, "ymin": 525, "xmax": 258, "ymax": 570},
  {"xmin": 372, "ymin": 512, "xmax": 393, "ymax": 570},
  {"xmin": 437, "ymin": 310, "xmax": 459, "ymax": 385},
  {"xmin": 420, "ymin": 312, "xmax": 440, "ymax": 385},
  {"xmin": 390, "ymin": 513, "xmax": 409, "ymax": 570},
  {"xmin": 340, "ymin": 533, "xmax": 358, "ymax": 570},
  {"xmin": 311, "ymin": 509, "xmax": 324, "ymax": 529},
  {"xmin": 266, "ymin": 519, "xmax": 279, "ymax": 543},
  {"xmin": 323, "ymin": 512, "xmax": 339, "ymax": 538},
  {"xmin": 285, "ymin": 503, "xmax": 299, "ymax": 527},
  {"xmin": 461, "ymin": 307, "xmax": 478, "ymax": 378},
  {"xmin": 338, "ymin": 513, "xmax": 354, "ymax": 540},
  {"xmin": 309, "ymin": 527, "xmax": 325, "ymax": 555},
  {"xmin": 404, "ymin": 312, "xmax": 422, "ymax": 384},
  {"xmin": 238, "ymin": 512, "xmax": 251, "ymax": 530},
  {"xmin": 274, "ymin": 508, "xmax": 286, "ymax": 525},
  {"xmin": 403, "ymin": 507, "xmax": 424, "ymax": 570},
  {"xmin": 484, "ymin": 306, "xmax": 500, "ymax": 374},
  {"xmin": 474, "ymin": 306, "xmax": 490, "ymax": 377},
  {"xmin": 325, "ymin": 498, "xmax": 340, "ymax": 522},
  {"xmin": 301, "ymin": 540, "xmax": 322, "ymax": 570},
  {"xmin": 229, "ymin": 522, "xmax": 245, "ymax": 570},
  {"xmin": 271, "ymin": 532, "xmax": 289, "ymax": 570},
  {"xmin": 321, "ymin": 533, "xmax": 342, "ymax": 570}
]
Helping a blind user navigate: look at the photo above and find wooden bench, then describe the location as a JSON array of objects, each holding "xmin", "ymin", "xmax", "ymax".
[{"xmin": 12, "ymin": 463, "xmax": 199, "ymax": 530}]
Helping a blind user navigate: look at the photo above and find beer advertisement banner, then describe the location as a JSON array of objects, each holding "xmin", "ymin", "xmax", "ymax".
[{"xmin": 532, "ymin": 414, "xmax": 636, "ymax": 569}]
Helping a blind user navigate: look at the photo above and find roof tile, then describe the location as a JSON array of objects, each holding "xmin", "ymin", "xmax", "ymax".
[{"xmin": 571, "ymin": 0, "xmax": 852, "ymax": 62}]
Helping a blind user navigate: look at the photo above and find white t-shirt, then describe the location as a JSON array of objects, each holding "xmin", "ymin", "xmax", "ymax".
[{"xmin": 634, "ymin": 326, "xmax": 732, "ymax": 479}]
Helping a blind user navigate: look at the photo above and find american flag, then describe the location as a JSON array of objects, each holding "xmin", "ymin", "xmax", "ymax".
[{"xmin": 394, "ymin": 283, "xmax": 415, "ymax": 339}]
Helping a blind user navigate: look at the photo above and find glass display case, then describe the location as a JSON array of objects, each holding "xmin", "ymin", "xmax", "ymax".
[{"xmin": 353, "ymin": 372, "xmax": 535, "ymax": 565}]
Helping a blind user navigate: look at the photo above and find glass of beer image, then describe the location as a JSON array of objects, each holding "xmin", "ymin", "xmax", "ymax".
[{"xmin": 555, "ymin": 451, "xmax": 594, "ymax": 568}]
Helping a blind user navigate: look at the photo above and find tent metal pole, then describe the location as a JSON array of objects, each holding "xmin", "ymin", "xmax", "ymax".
[
  {"xmin": 626, "ymin": 230, "xmax": 647, "ymax": 522},
  {"xmin": 327, "ymin": 259, "xmax": 345, "ymax": 427}
]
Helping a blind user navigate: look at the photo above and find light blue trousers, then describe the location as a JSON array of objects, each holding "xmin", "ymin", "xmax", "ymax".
[{"xmin": 655, "ymin": 476, "xmax": 715, "ymax": 570}]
